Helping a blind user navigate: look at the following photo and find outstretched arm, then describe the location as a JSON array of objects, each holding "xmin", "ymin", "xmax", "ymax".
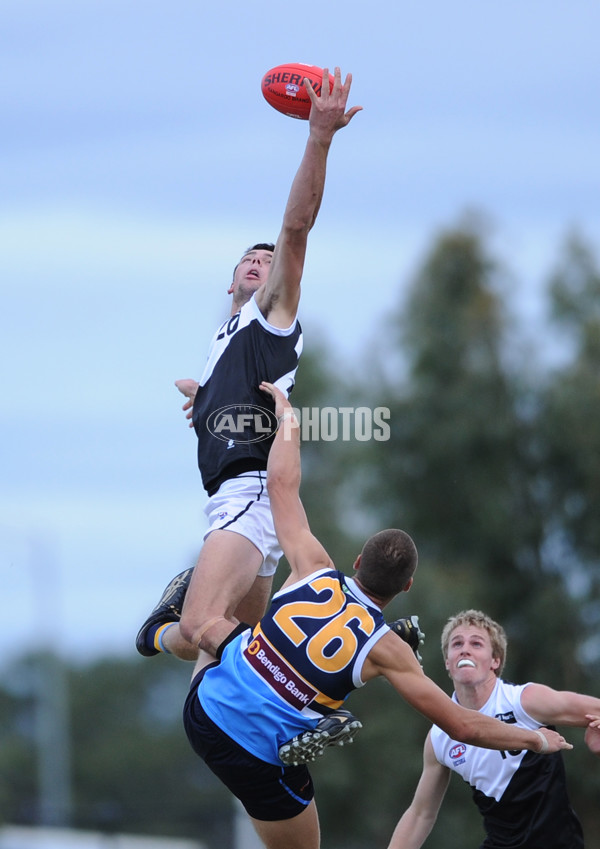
[
  {"xmin": 260, "ymin": 381, "xmax": 333, "ymax": 584},
  {"xmin": 363, "ymin": 632, "xmax": 573, "ymax": 755},
  {"xmin": 255, "ymin": 67, "xmax": 362, "ymax": 328},
  {"xmin": 520, "ymin": 685, "xmax": 600, "ymax": 757},
  {"xmin": 521, "ymin": 684, "xmax": 600, "ymax": 729},
  {"xmin": 387, "ymin": 733, "xmax": 450, "ymax": 849}
]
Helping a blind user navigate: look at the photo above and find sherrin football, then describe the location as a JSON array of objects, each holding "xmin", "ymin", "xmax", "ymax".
[{"xmin": 261, "ymin": 64, "xmax": 334, "ymax": 120}]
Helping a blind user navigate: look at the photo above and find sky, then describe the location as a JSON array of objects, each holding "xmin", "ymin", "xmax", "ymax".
[{"xmin": 1, "ymin": 0, "xmax": 599, "ymax": 665}]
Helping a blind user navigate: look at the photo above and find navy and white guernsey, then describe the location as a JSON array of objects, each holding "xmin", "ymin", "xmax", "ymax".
[
  {"xmin": 192, "ymin": 294, "xmax": 303, "ymax": 495},
  {"xmin": 430, "ymin": 678, "xmax": 584, "ymax": 848},
  {"xmin": 196, "ymin": 568, "xmax": 390, "ymax": 765}
]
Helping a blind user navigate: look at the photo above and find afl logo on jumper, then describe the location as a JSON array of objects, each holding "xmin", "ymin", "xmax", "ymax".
[
  {"xmin": 450, "ymin": 743, "xmax": 467, "ymax": 766},
  {"xmin": 207, "ymin": 405, "xmax": 278, "ymax": 444}
]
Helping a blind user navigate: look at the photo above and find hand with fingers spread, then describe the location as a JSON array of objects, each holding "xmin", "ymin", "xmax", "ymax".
[{"xmin": 304, "ymin": 66, "xmax": 362, "ymax": 141}]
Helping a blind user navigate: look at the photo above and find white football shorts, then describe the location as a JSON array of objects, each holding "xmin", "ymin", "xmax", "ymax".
[{"xmin": 203, "ymin": 471, "xmax": 282, "ymax": 577}]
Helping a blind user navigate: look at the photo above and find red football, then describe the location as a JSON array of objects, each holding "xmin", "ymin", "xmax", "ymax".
[{"xmin": 261, "ymin": 64, "xmax": 334, "ymax": 120}]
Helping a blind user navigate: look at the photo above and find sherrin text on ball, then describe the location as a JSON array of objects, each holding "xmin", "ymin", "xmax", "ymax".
[{"xmin": 261, "ymin": 63, "xmax": 334, "ymax": 120}]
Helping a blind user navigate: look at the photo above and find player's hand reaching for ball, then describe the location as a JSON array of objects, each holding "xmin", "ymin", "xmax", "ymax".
[
  {"xmin": 305, "ymin": 66, "xmax": 362, "ymax": 138},
  {"xmin": 535, "ymin": 727, "xmax": 573, "ymax": 754}
]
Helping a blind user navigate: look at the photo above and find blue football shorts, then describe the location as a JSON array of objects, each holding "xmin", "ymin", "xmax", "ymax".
[{"xmin": 183, "ymin": 667, "xmax": 314, "ymax": 821}]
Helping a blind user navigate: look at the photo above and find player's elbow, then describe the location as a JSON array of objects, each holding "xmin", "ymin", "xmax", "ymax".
[
  {"xmin": 266, "ymin": 477, "xmax": 282, "ymax": 508},
  {"xmin": 266, "ymin": 470, "xmax": 299, "ymax": 508},
  {"xmin": 267, "ymin": 456, "xmax": 300, "ymax": 492},
  {"xmin": 446, "ymin": 714, "xmax": 486, "ymax": 746},
  {"xmin": 266, "ymin": 467, "xmax": 285, "ymax": 496},
  {"xmin": 281, "ymin": 213, "xmax": 314, "ymax": 246}
]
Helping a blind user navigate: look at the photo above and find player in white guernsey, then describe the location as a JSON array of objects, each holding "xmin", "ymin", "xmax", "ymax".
[
  {"xmin": 388, "ymin": 610, "xmax": 600, "ymax": 849},
  {"xmin": 181, "ymin": 385, "xmax": 572, "ymax": 849},
  {"xmin": 135, "ymin": 68, "xmax": 363, "ymax": 664}
]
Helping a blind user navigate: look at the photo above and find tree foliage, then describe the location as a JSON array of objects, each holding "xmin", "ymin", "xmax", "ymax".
[{"xmin": 541, "ymin": 233, "xmax": 600, "ymax": 631}]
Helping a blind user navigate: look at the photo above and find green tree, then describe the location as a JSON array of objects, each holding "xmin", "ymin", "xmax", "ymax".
[{"xmin": 541, "ymin": 232, "xmax": 600, "ymax": 613}]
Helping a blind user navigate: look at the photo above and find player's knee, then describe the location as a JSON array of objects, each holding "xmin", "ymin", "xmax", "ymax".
[
  {"xmin": 180, "ymin": 609, "xmax": 225, "ymax": 649},
  {"xmin": 179, "ymin": 609, "xmax": 204, "ymax": 645}
]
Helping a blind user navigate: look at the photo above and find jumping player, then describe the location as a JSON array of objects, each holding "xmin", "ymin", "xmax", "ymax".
[{"xmin": 135, "ymin": 68, "xmax": 362, "ymax": 664}]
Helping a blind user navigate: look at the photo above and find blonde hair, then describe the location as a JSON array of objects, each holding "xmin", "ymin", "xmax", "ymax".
[{"xmin": 441, "ymin": 609, "xmax": 507, "ymax": 677}]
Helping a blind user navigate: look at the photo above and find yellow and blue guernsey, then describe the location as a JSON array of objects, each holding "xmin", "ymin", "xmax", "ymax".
[{"xmin": 197, "ymin": 567, "xmax": 390, "ymax": 765}]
